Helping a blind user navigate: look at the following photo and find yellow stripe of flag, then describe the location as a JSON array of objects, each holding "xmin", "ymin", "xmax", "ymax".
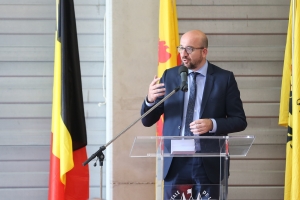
[{"xmin": 51, "ymin": 31, "xmax": 74, "ymax": 185}]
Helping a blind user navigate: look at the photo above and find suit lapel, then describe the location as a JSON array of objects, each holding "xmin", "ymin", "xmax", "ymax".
[
  {"xmin": 200, "ymin": 63, "xmax": 214, "ymax": 118},
  {"xmin": 177, "ymin": 70, "xmax": 185, "ymax": 135}
]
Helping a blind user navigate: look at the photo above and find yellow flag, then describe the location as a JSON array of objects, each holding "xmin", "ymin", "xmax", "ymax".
[
  {"xmin": 280, "ymin": 0, "xmax": 300, "ymax": 199},
  {"xmin": 279, "ymin": 0, "xmax": 292, "ymax": 127},
  {"xmin": 158, "ymin": 0, "xmax": 180, "ymax": 77},
  {"xmin": 156, "ymin": 1, "xmax": 180, "ymax": 199},
  {"xmin": 290, "ymin": 1, "xmax": 300, "ymax": 199},
  {"xmin": 157, "ymin": 0, "xmax": 180, "ymax": 136}
]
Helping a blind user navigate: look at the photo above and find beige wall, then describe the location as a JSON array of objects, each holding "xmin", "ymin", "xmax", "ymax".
[{"xmin": 110, "ymin": 0, "xmax": 159, "ymax": 199}]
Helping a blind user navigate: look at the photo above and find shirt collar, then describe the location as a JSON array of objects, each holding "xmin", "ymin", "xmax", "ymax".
[{"xmin": 188, "ymin": 60, "xmax": 208, "ymax": 77}]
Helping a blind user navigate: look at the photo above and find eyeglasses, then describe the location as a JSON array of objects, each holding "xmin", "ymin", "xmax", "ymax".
[{"xmin": 177, "ymin": 46, "xmax": 205, "ymax": 54}]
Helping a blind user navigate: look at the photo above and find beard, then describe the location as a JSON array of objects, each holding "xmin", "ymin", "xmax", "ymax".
[
  {"xmin": 187, "ymin": 62, "xmax": 197, "ymax": 69},
  {"xmin": 183, "ymin": 58, "xmax": 201, "ymax": 70},
  {"xmin": 181, "ymin": 54, "xmax": 204, "ymax": 70}
]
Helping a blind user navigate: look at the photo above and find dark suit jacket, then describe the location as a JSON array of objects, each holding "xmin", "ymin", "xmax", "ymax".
[{"xmin": 141, "ymin": 62, "xmax": 247, "ymax": 183}]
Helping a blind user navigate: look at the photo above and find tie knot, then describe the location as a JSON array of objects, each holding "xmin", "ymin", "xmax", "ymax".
[{"xmin": 191, "ymin": 72, "xmax": 199, "ymax": 81}]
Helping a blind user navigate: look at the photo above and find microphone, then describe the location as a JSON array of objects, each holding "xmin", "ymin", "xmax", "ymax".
[{"xmin": 178, "ymin": 66, "xmax": 188, "ymax": 92}]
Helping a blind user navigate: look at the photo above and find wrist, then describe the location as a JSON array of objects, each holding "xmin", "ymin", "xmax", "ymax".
[{"xmin": 146, "ymin": 96, "xmax": 154, "ymax": 103}]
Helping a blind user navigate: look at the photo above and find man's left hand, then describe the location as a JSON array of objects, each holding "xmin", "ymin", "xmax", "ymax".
[{"xmin": 190, "ymin": 119, "xmax": 213, "ymax": 135}]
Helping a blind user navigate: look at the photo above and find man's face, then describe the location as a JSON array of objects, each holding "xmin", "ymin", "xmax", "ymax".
[{"xmin": 179, "ymin": 35, "xmax": 207, "ymax": 70}]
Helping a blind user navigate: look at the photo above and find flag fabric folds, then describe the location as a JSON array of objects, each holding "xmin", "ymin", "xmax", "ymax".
[
  {"xmin": 157, "ymin": 0, "xmax": 180, "ymax": 136},
  {"xmin": 279, "ymin": 0, "xmax": 300, "ymax": 199},
  {"xmin": 48, "ymin": 0, "xmax": 89, "ymax": 199},
  {"xmin": 279, "ymin": 0, "xmax": 293, "ymax": 127},
  {"xmin": 156, "ymin": 0, "xmax": 180, "ymax": 198}
]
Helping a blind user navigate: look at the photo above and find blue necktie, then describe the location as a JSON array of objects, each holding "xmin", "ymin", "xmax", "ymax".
[
  {"xmin": 185, "ymin": 72, "xmax": 198, "ymax": 136},
  {"xmin": 184, "ymin": 72, "xmax": 201, "ymax": 152}
]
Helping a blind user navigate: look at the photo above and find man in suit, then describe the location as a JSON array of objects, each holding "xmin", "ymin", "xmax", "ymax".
[{"xmin": 141, "ymin": 30, "xmax": 247, "ymax": 199}]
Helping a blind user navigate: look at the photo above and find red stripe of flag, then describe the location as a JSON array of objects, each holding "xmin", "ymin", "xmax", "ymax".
[{"xmin": 48, "ymin": 0, "xmax": 89, "ymax": 199}]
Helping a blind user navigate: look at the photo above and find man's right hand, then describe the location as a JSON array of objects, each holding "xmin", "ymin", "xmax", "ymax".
[{"xmin": 147, "ymin": 75, "xmax": 166, "ymax": 103}]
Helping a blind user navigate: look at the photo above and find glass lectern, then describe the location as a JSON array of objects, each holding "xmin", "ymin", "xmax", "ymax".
[{"xmin": 130, "ymin": 135, "xmax": 255, "ymax": 200}]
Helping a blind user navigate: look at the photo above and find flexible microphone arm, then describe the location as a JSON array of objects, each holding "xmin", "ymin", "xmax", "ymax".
[{"xmin": 83, "ymin": 86, "xmax": 181, "ymax": 166}]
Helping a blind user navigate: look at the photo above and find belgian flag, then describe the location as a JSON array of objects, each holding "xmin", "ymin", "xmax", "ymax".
[{"xmin": 48, "ymin": 0, "xmax": 89, "ymax": 199}]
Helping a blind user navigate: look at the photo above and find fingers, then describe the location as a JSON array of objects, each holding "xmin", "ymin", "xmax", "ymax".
[
  {"xmin": 147, "ymin": 75, "xmax": 166, "ymax": 103},
  {"xmin": 150, "ymin": 75, "xmax": 160, "ymax": 86},
  {"xmin": 189, "ymin": 119, "xmax": 212, "ymax": 135}
]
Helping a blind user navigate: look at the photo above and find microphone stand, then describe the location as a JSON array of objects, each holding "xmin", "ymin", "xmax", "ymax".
[{"xmin": 83, "ymin": 86, "xmax": 181, "ymax": 200}]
